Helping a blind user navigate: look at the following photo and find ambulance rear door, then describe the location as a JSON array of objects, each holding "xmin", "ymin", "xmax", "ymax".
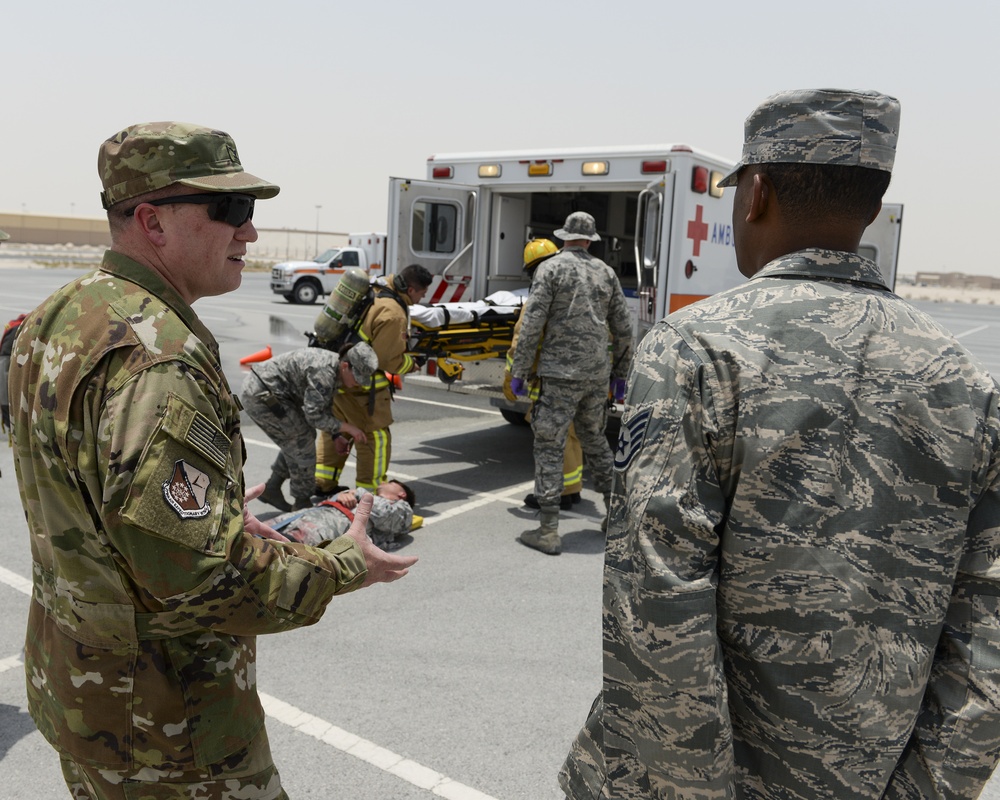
[
  {"xmin": 859, "ymin": 202, "xmax": 903, "ymax": 289},
  {"xmin": 661, "ymin": 161, "xmax": 740, "ymax": 321},
  {"xmin": 387, "ymin": 177, "xmax": 479, "ymax": 302},
  {"xmin": 634, "ymin": 175, "xmax": 676, "ymax": 342}
]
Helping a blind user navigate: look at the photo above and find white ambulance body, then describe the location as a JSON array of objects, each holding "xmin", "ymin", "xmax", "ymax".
[{"xmin": 385, "ymin": 144, "xmax": 902, "ymax": 409}]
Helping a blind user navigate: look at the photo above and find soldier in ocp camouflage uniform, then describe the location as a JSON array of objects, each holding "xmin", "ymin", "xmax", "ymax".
[
  {"xmin": 9, "ymin": 122, "xmax": 417, "ymax": 800},
  {"xmin": 511, "ymin": 212, "xmax": 633, "ymax": 555},
  {"xmin": 560, "ymin": 89, "xmax": 1000, "ymax": 799},
  {"xmin": 241, "ymin": 342, "xmax": 378, "ymax": 511}
]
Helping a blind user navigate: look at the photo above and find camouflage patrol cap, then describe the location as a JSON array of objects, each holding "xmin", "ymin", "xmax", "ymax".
[
  {"xmin": 98, "ymin": 122, "xmax": 280, "ymax": 209},
  {"xmin": 718, "ymin": 89, "xmax": 900, "ymax": 188},
  {"xmin": 345, "ymin": 342, "xmax": 378, "ymax": 386},
  {"xmin": 0, "ymin": 230, "xmax": 9, "ymax": 241},
  {"xmin": 554, "ymin": 211, "xmax": 601, "ymax": 242}
]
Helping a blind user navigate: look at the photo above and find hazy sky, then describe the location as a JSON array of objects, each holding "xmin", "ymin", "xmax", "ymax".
[{"xmin": 3, "ymin": 1, "xmax": 998, "ymax": 276}]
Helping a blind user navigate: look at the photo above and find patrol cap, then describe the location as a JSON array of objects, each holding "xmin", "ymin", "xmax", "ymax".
[
  {"xmin": 0, "ymin": 230, "xmax": 9, "ymax": 241},
  {"xmin": 718, "ymin": 89, "xmax": 900, "ymax": 188},
  {"xmin": 98, "ymin": 122, "xmax": 280, "ymax": 209},
  {"xmin": 345, "ymin": 342, "xmax": 378, "ymax": 386},
  {"xmin": 554, "ymin": 211, "xmax": 600, "ymax": 242}
]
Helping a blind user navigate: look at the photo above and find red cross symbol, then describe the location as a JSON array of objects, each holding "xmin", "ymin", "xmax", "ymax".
[{"xmin": 687, "ymin": 204, "xmax": 709, "ymax": 257}]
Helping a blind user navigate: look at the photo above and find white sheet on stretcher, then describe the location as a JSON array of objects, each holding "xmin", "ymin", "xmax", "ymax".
[{"xmin": 410, "ymin": 289, "xmax": 527, "ymax": 329}]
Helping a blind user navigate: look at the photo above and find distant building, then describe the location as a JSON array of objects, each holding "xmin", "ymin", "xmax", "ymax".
[
  {"xmin": 0, "ymin": 212, "xmax": 348, "ymax": 265},
  {"xmin": 0, "ymin": 212, "xmax": 110, "ymax": 247},
  {"xmin": 915, "ymin": 271, "xmax": 1000, "ymax": 290}
]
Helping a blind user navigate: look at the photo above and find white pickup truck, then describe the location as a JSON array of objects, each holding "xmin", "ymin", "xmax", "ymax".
[{"xmin": 270, "ymin": 232, "xmax": 386, "ymax": 304}]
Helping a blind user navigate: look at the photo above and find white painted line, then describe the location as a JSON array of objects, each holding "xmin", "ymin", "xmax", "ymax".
[
  {"xmin": 0, "ymin": 565, "xmax": 32, "ymax": 596},
  {"xmin": 260, "ymin": 691, "xmax": 499, "ymax": 800},
  {"xmin": 394, "ymin": 395, "xmax": 501, "ymax": 416},
  {"xmin": 0, "ymin": 654, "xmax": 23, "ymax": 675},
  {"xmin": 956, "ymin": 324, "xmax": 990, "ymax": 339}
]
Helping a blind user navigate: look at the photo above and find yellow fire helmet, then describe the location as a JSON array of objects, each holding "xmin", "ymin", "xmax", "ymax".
[{"xmin": 523, "ymin": 238, "xmax": 558, "ymax": 271}]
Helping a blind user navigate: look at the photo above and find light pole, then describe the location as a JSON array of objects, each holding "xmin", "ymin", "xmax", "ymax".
[{"xmin": 315, "ymin": 205, "xmax": 322, "ymax": 256}]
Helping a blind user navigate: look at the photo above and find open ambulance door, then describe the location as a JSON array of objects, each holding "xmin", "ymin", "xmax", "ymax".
[
  {"xmin": 859, "ymin": 202, "xmax": 903, "ymax": 290},
  {"xmin": 634, "ymin": 177, "xmax": 674, "ymax": 343},
  {"xmin": 387, "ymin": 177, "xmax": 478, "ymax": 303}
]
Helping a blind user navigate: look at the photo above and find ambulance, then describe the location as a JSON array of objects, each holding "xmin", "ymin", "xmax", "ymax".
[{"xmin": 385, "ymin": 144, "xmax": 902, "ymax": 416}]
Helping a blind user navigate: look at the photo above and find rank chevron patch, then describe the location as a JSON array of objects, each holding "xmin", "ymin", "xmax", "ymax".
[{"xmin": 613, "ymin": 408, "xmax": 652, "ymax": 471}]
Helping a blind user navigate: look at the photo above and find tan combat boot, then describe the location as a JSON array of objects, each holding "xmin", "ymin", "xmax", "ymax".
[{"xmin": 518, "ymin": 506, "xmax": 561, "ymax": 555}]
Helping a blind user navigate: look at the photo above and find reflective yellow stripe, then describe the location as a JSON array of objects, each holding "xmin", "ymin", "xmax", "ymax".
[
  {"xmin": 366, "ymin": 428, "xmax": 390, "ymax": 489},
  {"xmin": 315, "ymin": 464, "xmax": 339, "ymax": 482},
  {"xmin": 563, "ymin": 466, "xmax": 583, "ymax": 487}
]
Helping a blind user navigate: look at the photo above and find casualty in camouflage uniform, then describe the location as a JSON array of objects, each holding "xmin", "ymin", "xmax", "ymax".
[
  {"xmin": 315, "ymin": 265, "xmax": 433, "ymax": 491},
  {"xmin": 241, "ymin": 342, "xmax": 378, "ymax": 510},
  {"xmin": 10, "ymin": 121, "xmax": 416, "ymax": 800},
  {"xmin": 560, "ymin": 90, "xmax": 1000, "ymax": 799},
  {"xmin": 270, "ymin": 482, "xmax": 415, "ymax": 551},
  {"xmin": 510, "ymin": 212, "xmax": 633, "ymax": 554}
]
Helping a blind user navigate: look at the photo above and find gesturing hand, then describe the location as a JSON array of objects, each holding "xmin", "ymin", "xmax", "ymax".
[{"xmin": 345, "ymin": 493, "xmax": 418, "ymax": 586}]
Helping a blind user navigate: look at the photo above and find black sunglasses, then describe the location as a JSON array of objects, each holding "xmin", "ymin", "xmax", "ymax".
[{"xmin": 125, "ymin": 193, "xmax": 256, "ymax": 228}]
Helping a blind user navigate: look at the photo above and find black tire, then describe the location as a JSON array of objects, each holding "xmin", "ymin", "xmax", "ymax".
[
  {"xmin": 500, "ymin": 408, "xmax": 529, "ymax": 426},
  {"xmin": 281, "ymin": 293, "xmax": 296, "ymax": 304},
  {"xmin": 293, "ymin": 280, "xmax": 320, "ymax": 305}
]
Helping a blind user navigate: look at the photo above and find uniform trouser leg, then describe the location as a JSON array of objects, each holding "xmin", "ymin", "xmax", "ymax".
[
  {"xmin": 243, "ymin": 395, "xmax": 316, "ymax": 500},
  {"xmin": 563, "ymin": 422, "xmax": 583, "ymax": 495},
  {"xmin": 353, "ymin": 426, "xmax": 391, "ymax": 491},
  {"xmin": 58, "ymin": 726, "xmax": 287, "ymax": 800},
  {"xmin": 315, "ymin": 429, "xmax": 347, "ymax": 492},
  {"xmin": 573, "ymin": 385, "xmax": 613, "ymax": 495},
  {"xmin": 530, "ymin": 379, "xmax": 579, "ymax": 508}
]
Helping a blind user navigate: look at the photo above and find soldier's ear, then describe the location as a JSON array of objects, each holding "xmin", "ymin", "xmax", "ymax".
[{"xmin": 746, "ymin": 172, "xmax": 771, "ymax": 223}]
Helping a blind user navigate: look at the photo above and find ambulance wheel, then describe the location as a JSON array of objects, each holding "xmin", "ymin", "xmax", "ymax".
[
  {"xmin": 281, "ymin": 293, "xmax": 296, "ymax": 304},
  {"xmin": 293, "ymin": 280, "xmax": 321, "ymax": 305},
  {"xmin": 500, "ymin": 408, "xmax": 529, "ymax": 426}
]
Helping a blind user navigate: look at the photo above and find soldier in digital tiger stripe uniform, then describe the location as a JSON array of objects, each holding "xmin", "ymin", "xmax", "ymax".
[{"xmin": 561, "ymin": 90, "xmax": 1000, "ymax": 799}]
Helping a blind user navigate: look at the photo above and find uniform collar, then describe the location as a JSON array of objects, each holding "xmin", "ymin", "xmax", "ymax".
[
  {"xmin": 752, "ymin": 249, "xmax": 889, "ymax": 290},
  {"xmin": 100, "ymin": 249, "xmax": 221, "ymax": 352}
]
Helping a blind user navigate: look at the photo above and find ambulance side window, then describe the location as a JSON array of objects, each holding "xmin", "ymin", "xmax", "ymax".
[
  {"xmin": 412, "ymin": 201, "xmax": 459, "ymax": 255},
  {"xmin": 342, "ymin": 251, "xmax": 360, "ymax": 267}
]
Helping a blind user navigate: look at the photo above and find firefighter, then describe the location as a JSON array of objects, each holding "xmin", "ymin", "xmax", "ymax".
[
  {"xmin": 504, "ymin": 239, "xmax": 584, "ymax": 511},
  {"xmin": 315, "ymin": 263, "xmax": 433, "ymax": 491}
]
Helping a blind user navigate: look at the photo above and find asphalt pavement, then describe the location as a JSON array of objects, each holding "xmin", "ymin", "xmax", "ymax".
[{"xmin": 1, "ymin": 268, "xmax": 1000, "ymax": 799}]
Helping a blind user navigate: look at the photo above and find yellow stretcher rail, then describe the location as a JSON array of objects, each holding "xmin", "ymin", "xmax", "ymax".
[{"xmin": 407, "ymin": 308, "xmax": 519, "ymax": 384}]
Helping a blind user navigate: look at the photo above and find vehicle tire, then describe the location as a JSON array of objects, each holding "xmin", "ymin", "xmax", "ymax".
[
  {"xmin": 293, "ymin": 280, "xmax": 320, "ymax": 305},
  {"xmin": 281, "ymin": 293, "xmax": 296, "ymax": 304},
  {"xmin": 500, "ymin": 408, "xmax": 529, "ymax": 426}
]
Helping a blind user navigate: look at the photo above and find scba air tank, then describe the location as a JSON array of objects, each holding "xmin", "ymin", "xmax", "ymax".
[{"xmin": 313, "ymin": 268, "xmax": 371, "ymax": 345}]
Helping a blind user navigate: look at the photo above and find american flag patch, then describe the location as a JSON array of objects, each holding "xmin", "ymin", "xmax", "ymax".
[{"xmin": 186, "ymin": 413, "xmax": 230, "ymax": 472}]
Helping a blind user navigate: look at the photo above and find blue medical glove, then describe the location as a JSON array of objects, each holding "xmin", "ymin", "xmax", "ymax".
[{"xmin": 510, "ymin": 377, "xmax": 528, "ymax": 397}]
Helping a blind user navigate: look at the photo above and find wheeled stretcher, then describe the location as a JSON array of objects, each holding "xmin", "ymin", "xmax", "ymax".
[{"xmin": 408, "ymin": 291, "xmax": 525, "ymax": 383}]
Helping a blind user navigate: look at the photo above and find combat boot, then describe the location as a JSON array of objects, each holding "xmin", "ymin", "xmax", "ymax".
[
  {"xmin": 518, "ymin": 506, "xmax": 561, "ymax": 555},
  {"xmin": 524, "ymin": 492, "xmax": 575, "ymax": 511},
  {"xmin": 259, "ymin": 473, "xmax": 291, "ymax": 512}
]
